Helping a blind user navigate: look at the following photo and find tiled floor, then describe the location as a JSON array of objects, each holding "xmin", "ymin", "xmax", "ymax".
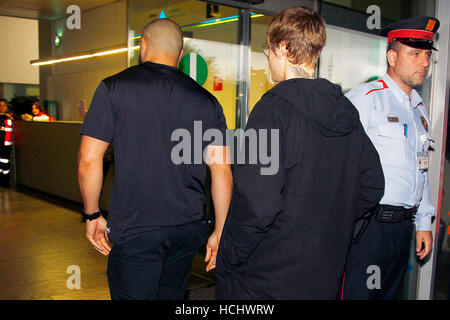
[{"xmin": 0, "ymin": 186, "xmax": 216, "ymax": 300}]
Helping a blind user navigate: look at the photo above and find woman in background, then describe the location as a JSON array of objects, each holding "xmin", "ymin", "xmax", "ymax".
[{"xmin": 21, "ymin": 101, "xmax": 55, "ymax": 122}]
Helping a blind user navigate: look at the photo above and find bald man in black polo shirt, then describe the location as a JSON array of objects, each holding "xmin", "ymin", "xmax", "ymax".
[{"xmin": 78, "ymin": 19, "xmax": 232, "ymax": 300}]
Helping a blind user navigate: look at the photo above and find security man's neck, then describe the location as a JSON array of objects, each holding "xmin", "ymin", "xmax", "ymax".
[
  {"xmin": 387, "ymin": 69, "xmax": 413, "ymax": 99},
  {"xmin": 141, "ymin": 58, "xmax": 179, "ymax": 68}
]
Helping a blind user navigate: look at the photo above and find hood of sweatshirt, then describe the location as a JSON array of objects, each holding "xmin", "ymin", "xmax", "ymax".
[{"xmin": 269, "ymin": 78, "xmax": 360, "ymax": 137}]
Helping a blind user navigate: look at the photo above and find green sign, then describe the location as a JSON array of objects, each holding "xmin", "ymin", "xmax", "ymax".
[{"xmin": 179, "ymin": 53, "xmax": 208, "ymax": 86}]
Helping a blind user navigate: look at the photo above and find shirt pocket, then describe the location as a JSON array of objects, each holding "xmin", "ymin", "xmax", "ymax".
[
  {"xmin": 377, "ymin": 123, "xmax": 405, "ymax": 139},
  {"xmin": 375, "ymin": 123, "xmax": 408, "ymax": 168}
]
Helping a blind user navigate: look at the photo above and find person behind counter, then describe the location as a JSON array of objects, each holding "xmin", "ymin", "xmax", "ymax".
[{"xmin": 21, "ymin": 101, "xmax": 55, "ymax": 122}]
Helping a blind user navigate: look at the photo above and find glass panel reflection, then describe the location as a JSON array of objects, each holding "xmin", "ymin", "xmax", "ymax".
[{"xmin": 128, "ymin": 0, "xmax": 240, "ymax": 129}]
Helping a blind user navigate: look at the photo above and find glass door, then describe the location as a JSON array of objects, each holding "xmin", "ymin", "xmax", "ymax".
[{"xmin": 127, "ymin": 0, "xmax": 242, "ymax": 130}]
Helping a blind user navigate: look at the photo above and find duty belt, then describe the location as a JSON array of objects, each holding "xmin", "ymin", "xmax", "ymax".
[{"xmin": 376, "ymin": 204, "xmax": 418, "ymax": 223}]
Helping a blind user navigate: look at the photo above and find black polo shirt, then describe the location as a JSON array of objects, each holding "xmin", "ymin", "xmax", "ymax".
[{"xmin": 80, "ymin": 61, "xmax": 227, "ymax": 245}]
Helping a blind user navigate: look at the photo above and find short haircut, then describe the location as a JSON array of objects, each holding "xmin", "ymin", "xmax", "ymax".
[
  {"xmin": 267, "ymin": 6, "xmax": 326, "ymax": 66},
  {"xmin": 0, "ymin": 98, "xmax": 7, "ymax": 104},
  {"xmin": 141, "ymin": 18, "xmax": 183, "ymax": 59},
  {"xmin": 387, "ymin": 41, "xmax": 401, "ymax": 54}
]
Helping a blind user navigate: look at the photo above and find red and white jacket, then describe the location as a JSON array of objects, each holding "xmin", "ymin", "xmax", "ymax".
[
  {"xmin": 4, "ymin": 118, "xmax": 12, "ymax": 146},
  {"xmin": 33, "ymin": 112, "xmax": 55, "ymax": 122}
]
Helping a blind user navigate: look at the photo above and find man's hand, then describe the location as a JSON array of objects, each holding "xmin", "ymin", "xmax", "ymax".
[
  {"xmin": 416, "ymin": 230, "xmax": 433, "ymax": 260},
  {"xmin": 78, "ymin": 135, "xmax": 110, "ymax": 256},
  {"xmin": 86, "ymin": 216, "xmax": 111, "ymax": 256},
  {"xmin": 205, "ymin": 230, "xmax": 221, "ymax": 272}
]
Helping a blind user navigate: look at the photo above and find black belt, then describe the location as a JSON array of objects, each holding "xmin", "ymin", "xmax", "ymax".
[{"xmin": 375, "ymin": 204, "xmax": 417, "ymax": 223}]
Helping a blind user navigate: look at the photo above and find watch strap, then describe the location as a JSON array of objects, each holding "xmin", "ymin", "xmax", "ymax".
[{"xmin": 81, "ymin": 209, "xmax": 101, "ymax": 222}]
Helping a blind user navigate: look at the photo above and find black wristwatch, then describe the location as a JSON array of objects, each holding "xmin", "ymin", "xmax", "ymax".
[{"xmin": 81, "ymin": 209, "xmax": 101, "ymax": 222}]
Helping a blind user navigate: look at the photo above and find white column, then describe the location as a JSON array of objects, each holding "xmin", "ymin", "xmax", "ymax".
[{"xmin": 417, "ymin": 0, "xmax": 450, "ymax": 300}]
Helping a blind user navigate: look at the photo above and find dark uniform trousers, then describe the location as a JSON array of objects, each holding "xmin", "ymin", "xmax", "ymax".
[
  {"xmin": 341, "ymin": 213, "xmax": 414, "ymax": 300},
  {"xmin": 0, "ymin": 124, "xmax": 11, "ymax": 186},
  {"xmin": 0, "ymin": 146, "xmax": 10, "ymax": 173},
  {"xmin": 107, "ymin": 220, "xmax": 209, "ymax": 300}
]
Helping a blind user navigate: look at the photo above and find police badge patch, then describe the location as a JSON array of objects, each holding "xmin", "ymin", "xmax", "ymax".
[{"xmin": 420, "ymin": 116, "xmax": 429, "ymax": 131}]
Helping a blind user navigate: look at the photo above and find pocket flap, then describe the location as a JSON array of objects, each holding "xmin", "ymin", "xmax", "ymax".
[{"xmin": 377, "ymin": 124, "xmax": 404, "ymax": 139}]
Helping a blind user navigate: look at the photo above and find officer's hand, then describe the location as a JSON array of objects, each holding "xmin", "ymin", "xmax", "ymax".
[
  {"xmin": 205, "ymin": 230, "xmax": 221, "ymax": 272},
  {"xmin": 86, "ymin": 216, "xmax": 111, "ymax": 256},
  {"xmin": 416, "ymin": 231, "xmax": 433, "ymax": 260}
]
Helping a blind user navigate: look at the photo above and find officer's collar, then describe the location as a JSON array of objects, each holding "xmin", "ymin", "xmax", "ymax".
[
  {"xmin": 410, "ymin": 89, "xmax": 424, "ymax": 109},
  {"xmin": 382, "ymin": 74, "xmax": 423, "ymax": 109}
]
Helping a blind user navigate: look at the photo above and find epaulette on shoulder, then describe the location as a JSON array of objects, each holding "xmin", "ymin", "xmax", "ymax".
[{"xmin": 365, "ymin": 79, "xmax": 389, "ymax": 96}]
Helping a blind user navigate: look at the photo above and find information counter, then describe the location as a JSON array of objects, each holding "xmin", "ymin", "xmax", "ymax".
[{"xmin": 13, "ymin": 120, "xmax": 113, "ymax": 210}]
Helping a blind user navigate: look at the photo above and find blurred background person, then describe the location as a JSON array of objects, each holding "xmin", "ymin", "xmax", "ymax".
[
  {"xmin": 0, "ymin": 98, "xmax": 13, "ymax": 187},
  {"xmin": 0, "ymin": 99, "xmax": 13, "ymax": 120},
  {"xmin": 21, "ymin": 101, "xmax": 55, "ymax": 122}
]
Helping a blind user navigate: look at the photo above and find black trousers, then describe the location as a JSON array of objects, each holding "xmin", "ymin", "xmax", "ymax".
[
  {"xmin": 0, "ymin": 145, "xmax": 11, "ymax": 184},
  {"xmin": 341, "ymin": 214, "xmax": 414, "ymax": 300},
  {"xmin": 107, "ymin": 220, "xmax": 209, "ymax": 300}
]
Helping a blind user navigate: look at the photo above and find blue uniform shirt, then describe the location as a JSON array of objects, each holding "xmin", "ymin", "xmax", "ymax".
[{"xmin": 346, "ymin": 74, "xmax": 434, "ymax": 231}]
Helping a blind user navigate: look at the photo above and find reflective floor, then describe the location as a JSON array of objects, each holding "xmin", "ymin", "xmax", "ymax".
[
  {"xmin": 1, "ymin": 184, "xmax": 447, "ymax": 300},
  {"xmin": 0, "ymin": 186, "xmax": 216, "ymax": 300}
]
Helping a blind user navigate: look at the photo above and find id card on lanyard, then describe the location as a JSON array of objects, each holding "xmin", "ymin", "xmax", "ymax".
[{"xmin": 417, "ymin": 151, "xmax": 429, "ymax": 170}]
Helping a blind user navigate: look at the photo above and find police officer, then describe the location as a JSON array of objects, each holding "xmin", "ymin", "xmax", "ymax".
[{"xmin": 341, "ymin": 17, "xmax": 439, "ymax": 299}]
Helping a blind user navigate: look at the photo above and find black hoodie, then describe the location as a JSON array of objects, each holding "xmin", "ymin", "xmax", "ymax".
[{"xmin": 216, "ymin": 78, "xmax": 384, "ymax": 299}]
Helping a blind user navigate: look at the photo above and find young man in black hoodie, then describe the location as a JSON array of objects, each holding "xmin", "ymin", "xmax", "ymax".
[{"xmin": 215, "ymin": 6, "xmax": 385, "ymax": 299}]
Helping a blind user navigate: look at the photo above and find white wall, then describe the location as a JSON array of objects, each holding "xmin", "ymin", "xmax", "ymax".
[
  {"xmin": 0, "ymin": 16, "xmax": 39, "ymax": 84},
  {"xmin": 52, "ymin": 0, "xmax": 126, "ymax": 57},
  {"xmin": 45, "ymin": 0, "xmax": 127, "ymax": 121},
  {"xmin": 47, "ymin": 55, "xmax": 125, "ymax": 121},
  {"xmin": 319, "ymin": 25, "xmax": 387, "ymax": 92}
]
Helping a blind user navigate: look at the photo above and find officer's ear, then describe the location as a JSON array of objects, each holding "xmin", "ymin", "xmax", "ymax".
[{"xmin": 387, "ymin": 48, "xmax": 398, "ymax": 68}]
